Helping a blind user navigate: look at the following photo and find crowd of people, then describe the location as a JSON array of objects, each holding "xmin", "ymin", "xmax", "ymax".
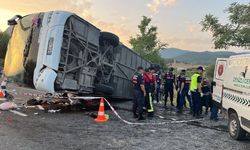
[{"xmin": 132, "ymin": 65, "xmax": 219, "ymax": 121}]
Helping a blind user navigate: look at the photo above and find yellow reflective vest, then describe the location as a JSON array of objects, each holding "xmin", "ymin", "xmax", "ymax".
[{"xmin": 190, "ymin": 73, "xmax": 200, "ymax": 92}]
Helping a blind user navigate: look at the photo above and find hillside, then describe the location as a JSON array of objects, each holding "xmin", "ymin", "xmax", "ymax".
[
  {"xmin": 160, "ymin": 48, "xmax": 189, "ymax": 58},
  {"xmin": 174, "ymin": 51, "xmax": 238, "ymax": 65},
  {"xmin": 160, "ymin": 48, "xmax": 246, "ymax": 65}
]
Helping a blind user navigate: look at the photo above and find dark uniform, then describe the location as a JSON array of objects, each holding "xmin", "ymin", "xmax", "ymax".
[
  {"xmin": 164, "ymin": 71, "xmax": 175, "ymax": 107},
  {"xmin": 201, "ymin": 77, "xmax": 210, "ymax": 114},
  {"xmin": 176, "ymin": 75, "xmax": 181, "ymax": 108},
  {"xmin": 132, "ymin": 72, "xmax": 145, "ymax": 118},
  {"xmin": 179, "ymin": 75, "xmax": 192, "ymax": 111},
  {"xmin": 190, "ymin": 73, "xmax": 202, "ymax": 117},
  {"xmin": 144, "ymin": 72, "xmax": 155, "ymax": 117},
  {"xmin": 154, "ymin": 72, "xmax": 161, "ymax": 103}
]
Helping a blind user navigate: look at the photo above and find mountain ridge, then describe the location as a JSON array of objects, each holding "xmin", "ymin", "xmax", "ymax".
[{"xmin": 160, "ymin": 48, "xmax": 247, "ymax": 65}]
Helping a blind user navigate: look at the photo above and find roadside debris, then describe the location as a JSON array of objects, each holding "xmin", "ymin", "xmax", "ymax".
[
  {"xmin": 48, "ymin": 109, "xmax": 61, "ymax": 113},
  {"xmin": 9, "ymin": 110, "xmax": 28, "ymax": 117},
  {"xmin": 0, "ymin": 102, "xmax": 17, "ymax": 110}
]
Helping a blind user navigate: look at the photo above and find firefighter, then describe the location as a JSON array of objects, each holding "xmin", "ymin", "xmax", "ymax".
[
  {"xmin": 164, "ymin": 67, "xmax": 176, "ymax": 109},
  {"xmin": 201, "ymin": 77, "xmax": 210, "ymax": 115},
  {"xmin": 190, "ymin": 66, "xmax": 204, "ymax": 118},
  {"xmin": 132, "ymin": 66, "xmax": 146, "ymax": 120},
  {"xmin": 144, "ymin": 67, "xmax": 155, "ymax": 117},
  {"xmin": 178, "ymin": 70, "xmax": 192, "ymax": 113}
]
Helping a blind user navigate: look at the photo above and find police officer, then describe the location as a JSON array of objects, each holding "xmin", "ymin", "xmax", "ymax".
[
  {"xmin": 132, "ymin": 66, "xmax": 146, "ymax": 120},
  {"xmin": 190, "ymin": 66, "xmax": 204, "ymax": 118},
  {"xmin": 144, "ymin": 67, "xmax": 155, "ymax": 117},
  {"xmin": 201, "ymin": 77, "xmax": 210, "ymax": 115},
  {"xmin": 164, "ymin": 67, "xmax": 176, "ymax": 108},
  {"xmin": 178, "ymin": 70, "xmax": 192, "ymax": 113}
]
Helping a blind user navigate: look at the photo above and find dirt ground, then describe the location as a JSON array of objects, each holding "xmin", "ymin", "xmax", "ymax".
[{"xmin": 0, "ymin": 84, "xmax": 249, "ymax": 150}]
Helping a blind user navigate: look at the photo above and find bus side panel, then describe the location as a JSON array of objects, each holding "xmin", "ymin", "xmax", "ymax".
[{"xmin": 111, "ymin": 45, "xmax": 151, "ymax": 99}]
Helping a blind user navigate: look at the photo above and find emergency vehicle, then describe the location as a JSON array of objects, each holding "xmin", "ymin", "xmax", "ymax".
[{"xmin": 212, "ymin": 55, "xmax": 250, "ymax": 140}]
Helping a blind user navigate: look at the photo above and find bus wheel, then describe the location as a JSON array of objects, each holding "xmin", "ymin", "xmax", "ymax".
[{"xmin": 228, "ymin": 112, "xmax": 246, "ymax": 140}]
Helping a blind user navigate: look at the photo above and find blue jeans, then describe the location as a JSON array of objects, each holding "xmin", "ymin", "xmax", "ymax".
[
  {"xmin": 210, "ymin": 105, "xmax": 218, "ymax": 119},
  {"xmin": 179, "ymin": 91, "xmax": 192, "ymax": 110}
]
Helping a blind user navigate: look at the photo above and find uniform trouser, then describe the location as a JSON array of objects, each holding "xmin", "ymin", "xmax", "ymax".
[
  {"xmin": 176, "ymin": 91, "xmax": 180, "ymax": 107},
  {"xmin": 155, "ymin": 85, "xmax": 160, "ymax": 102},
  {"xmin": 191, "ymin": 91, "xmax": 201, "ymax": 116},
  {"xmin": 133, "ymin": 90, "xmax": 144, "ymax": 115},
  {"xmin": 202, "ymin": 95, "xmax": 210, "ymax": 112},
  {"xmin": 179, "ymin": 91, "xmax": 192, "ymax": 110},
  {"xmin": 164, "ymin": 87, "xmax": 174, "ymax": 106},
  {"xmin": 145, "ymin": 92, "xmax": 154, "ymax": 116}
]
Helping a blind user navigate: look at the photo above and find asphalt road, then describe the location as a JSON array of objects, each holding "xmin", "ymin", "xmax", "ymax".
[{"xmin": 0, "ymin": 84, "xmax": 249, "ymax": 150}]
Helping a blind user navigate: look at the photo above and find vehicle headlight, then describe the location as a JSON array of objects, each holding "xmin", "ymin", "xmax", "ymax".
[{"xmin": 47, "ymin": 37, "xmax": 54, "ymax": 55}]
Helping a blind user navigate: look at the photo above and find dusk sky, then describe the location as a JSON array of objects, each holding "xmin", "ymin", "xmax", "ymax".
[{"xmin": 0, "ymin": 0, "xmax": 249, "ymax": 51}]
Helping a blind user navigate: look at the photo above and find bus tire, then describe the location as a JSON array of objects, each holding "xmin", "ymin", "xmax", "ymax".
[
  {"xmin": 100, "ymin": 32, "xmax": 119, "ymax": 47},
  {"xmin": 94, "ymin": 84, "xmax": 114, "ymax": 95},
  {"xmin": 228, "ymin": 112, "xmax": 246, "ymax": 140}
]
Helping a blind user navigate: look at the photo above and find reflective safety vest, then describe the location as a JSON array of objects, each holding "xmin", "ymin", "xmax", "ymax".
[{"xmin": 190, "ymin": 73, "xmax": 200, "ymax": 92}]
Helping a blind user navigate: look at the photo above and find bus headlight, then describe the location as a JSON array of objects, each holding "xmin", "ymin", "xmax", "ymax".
[{"xmin": 47, "ymin": 37, "xmax": 54, "ymax": 55}]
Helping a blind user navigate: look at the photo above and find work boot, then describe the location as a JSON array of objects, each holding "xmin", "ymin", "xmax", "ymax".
[
  {"xmin": 133, "ymin": 114, "xmax": 139, "ymax": 118},
  {"xmin": 138, "ymin": 114, "xmax": 145, "ymax": 120},
  {"xmin": 177, "ymin": 109, "xmax": 183, "ymax": 114},
  {"xmin": 205, "ymin": 111, "xmax": 208, "ymax": 115}
]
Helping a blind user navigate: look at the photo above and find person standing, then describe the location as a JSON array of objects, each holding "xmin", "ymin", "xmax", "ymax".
[
  {"xmin": 132, "ymin": 66, "xmax": 146, "ymax": 120},
  {"xmin": 144, "ymin": 67, "xmax": 156, "ymax": 117},
  {"xmin": 176, "ymin": 73, "xmax": 181, "ymax": 108},
  {"xmin": 154, "ymin": 68, "xmax": 162, "ymax": 104},
  {"xmin": 201, "ymin": 77, "xmax": 210, "ymax": 115},
  {"xmin": 190, "ymin": 66, "xmax": 204, "ymax": 118},
  {"xmin": 164, "ymin": 67, "xmax": 176, "ymax": 109},
  {"xmin": 178, "ymin": 70, "xmax": 192, "ymax": 113}
]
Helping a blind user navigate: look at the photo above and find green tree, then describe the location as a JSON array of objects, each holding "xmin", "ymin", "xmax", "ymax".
[
  {"xmin": 201, "ymin": 2, "xmax": 250, "ymax": 49},
  {"xmin": 206, "ymin": 64, "xmax": 215, "ymax": 79},
  {"xmin": 129, "ymin": 16, "xmax": 167, "ymax": 67},
  {"xmin": 0, "ymin": 30, "xmax": 10, "ymax": 59}
]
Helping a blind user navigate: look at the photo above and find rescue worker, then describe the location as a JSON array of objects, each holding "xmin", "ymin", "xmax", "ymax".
[
  {"xmin": 154, "ymin": 67, "xmax": 162, "ymax": 104},
  {"xmin": 132, "ymin": 66, "xmax": 146, "ymax": 120},
  {"xmin": 176, "ymin": 72, "xmax": 187, "ymax": 108},
  {"xmin": 190, "ymin": 66, "xmax": 204, "ymax": 118},
  {"xmin": 176, "ymin": 73, "xmax": 181, "ymax": 108},
  {"xmin": 164, "ymin": 67, "xmax": 176, "ymax": 108},
  {"xmin": 143, "ymin": 67, "xmax": 155, "ymax": 117},
  {"xmin": 201, "ymin": 77, "xmax": 210, "ymax": 115},
  {"xmin": 178, "ymin": 70, "xmax": 192, "ymax": 113}
]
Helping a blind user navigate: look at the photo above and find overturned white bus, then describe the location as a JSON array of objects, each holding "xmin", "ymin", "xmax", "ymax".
[{"xmin": 4, "ymin": 11, "xmax": 151, "ymax": 99}]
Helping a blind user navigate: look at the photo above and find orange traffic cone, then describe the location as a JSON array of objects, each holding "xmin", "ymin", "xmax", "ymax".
[
  {"xmin": 0, "ymin": 90, "xmax": 5, "ymax": 98},
  {"xmin": 95, "ymin": 97, "xmax": 107, "ymax": 123}
]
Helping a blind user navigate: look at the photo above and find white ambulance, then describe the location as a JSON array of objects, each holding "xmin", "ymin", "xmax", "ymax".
[{"xmin": 213, "ymin": 55, "xmax": 250, "ymax": 140}]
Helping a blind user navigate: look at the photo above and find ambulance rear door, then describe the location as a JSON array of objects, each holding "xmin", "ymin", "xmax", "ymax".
[{"xmin": 212, "ymin": 58, "xmax": 228, "ymax": 104}]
